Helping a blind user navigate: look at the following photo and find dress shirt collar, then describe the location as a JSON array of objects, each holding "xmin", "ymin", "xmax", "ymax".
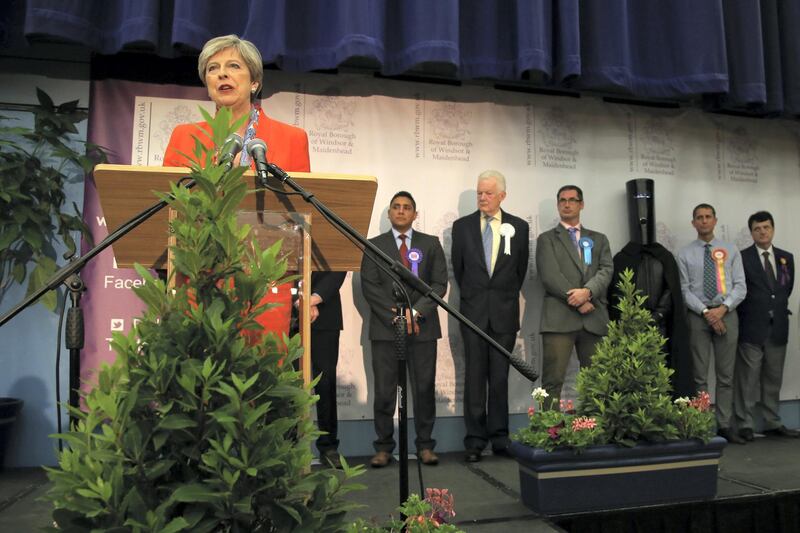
[
  {"xmin": 392, "ymin": 227, "xmax": 413, "ymax": 243},
  {"xmin": 756, "ymin": 244, "xmax": 775, "ymax": 258},
  {"xmin": 694, "ymin": 237, "xmax": 721, "ymax": 248},
  {"xmin": 483, "ymin": 211, "xmax": 502, "ymax": 222}
]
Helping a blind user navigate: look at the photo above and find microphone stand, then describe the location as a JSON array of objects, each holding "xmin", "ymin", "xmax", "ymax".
[
  {"xmin": 64, "ymin": 270, "xmax": 85, "ymax": 426},
  {"xmin": 392, "ymin": 286, "xmax": 410, "ymax": 515},
  {"xmin": 257, "ymin": 162, "xmax": 539, "ymax": 508}
]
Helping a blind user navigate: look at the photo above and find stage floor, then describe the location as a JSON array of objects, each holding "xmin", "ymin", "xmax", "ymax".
[{"xmin": 1, "ymin": 435, "xmax": 798, "ymax": 531}]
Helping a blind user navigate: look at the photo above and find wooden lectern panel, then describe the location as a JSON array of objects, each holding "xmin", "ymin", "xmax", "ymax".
[{"xmin": 92, "ymin": 165, "xmax": 377, "ymax": 272}]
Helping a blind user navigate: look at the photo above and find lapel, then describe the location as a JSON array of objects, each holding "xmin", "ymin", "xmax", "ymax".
[
  {"xmin": 493, "ymin": 210, "xmax": 509, "ymax": 274},
  {"xmin": 378, "ymin": 231, "xmax": 402, "ymax": 262},
  {"xmin": 772, "ymin": 247, "xmax": 789, "ymax": 290},
  {"xmin": 554, "ymin": 224, "xmax": 583, "ymax": 272}
]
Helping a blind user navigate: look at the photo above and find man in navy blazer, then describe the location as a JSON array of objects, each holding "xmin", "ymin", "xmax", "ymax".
[
  {"xmin": 451, "ymin": 170, "xmax": 530, "ymax": 462},
  {"xmin": 360, "ymin": 191, "xmax": 448, "ymax": 468},
  {"xmin": 734, "ymin": 211, "xmax": 798, "ymax": 440}
]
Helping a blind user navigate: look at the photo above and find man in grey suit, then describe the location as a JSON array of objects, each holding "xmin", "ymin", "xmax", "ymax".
[
  {"xmin": 537, "ymin": 185, "xmax": 613, "ymax": 409},
  {"xmin": 360, "ymin": 191, "xmax": 448, "ymax": 468}
]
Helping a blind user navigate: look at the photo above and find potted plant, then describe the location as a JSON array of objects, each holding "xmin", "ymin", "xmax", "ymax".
[
  {"xmin": 43, "ymin": 108, "xmax": 363, "ymax": 531},
  {"xmin": 0, "ymin": 88, "xmax": 104, "ymax": 310},
  {"xmin": 0, "ymin": 88, "xmax": 105, "ymax": 470},
  {"xmin": 347, "ymin": 488, "xmax": 463, "ymax": 532},
  {"xmin": 510, "ymin": 269, "xmax": 725, "ymax": 514}
]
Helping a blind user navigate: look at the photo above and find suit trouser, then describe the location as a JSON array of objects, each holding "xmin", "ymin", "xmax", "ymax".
[
  {"xmin": 734, "ymin": 325, "xmax": 788, "ymax": 431},
  {"xmin": 371, "ymin": 339, "xmax": 437, "ymax": 453},
  {"xmin": 541, "ymin": 330, "xmax": 601, "ymax": 409},
  {"xmin": 687, "ymin": 310, "xmax": 738, "ymax": 429},
  {"xmin": 312, "ymin": 329, "xmax": 340, "ymax": 453},
  {"xmin": 461, "ymin": 325, "xmax": 515, "ymax": 451}
]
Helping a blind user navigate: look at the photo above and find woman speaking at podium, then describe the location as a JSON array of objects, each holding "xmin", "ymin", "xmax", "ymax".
[{"xmin": 163, "ymin": 34, "xmax": 310, "ymax": 337}]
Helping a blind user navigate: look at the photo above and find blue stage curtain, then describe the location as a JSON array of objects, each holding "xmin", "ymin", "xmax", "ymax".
[
  {"xmin": 19, "ymin": 0, "xmax": 800, "ymax": 114},
  {"xmin": 23, "ymin": 0, "xmax": 162, "ymax": 54},
  {"xmin": 575, "ymin": 0, "xmax": 729, "ymax": 98},
  {"xmin": 775, "ymin": 0, "xmax": 800, "ymax": 115}
]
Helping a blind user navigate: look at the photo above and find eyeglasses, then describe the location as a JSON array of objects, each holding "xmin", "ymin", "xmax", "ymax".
[{"xmin": 558, "ymin": 197, "xmax": 582, "ymax": 205}]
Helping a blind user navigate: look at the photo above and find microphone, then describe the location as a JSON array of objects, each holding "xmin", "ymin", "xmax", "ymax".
[
  {"xmin": 246, "ymin": 138, "xmax": 270, "ymax": 184},
  {"xmin": 218, "ymin": 133, "xmax": 244, "ymax": 170}
]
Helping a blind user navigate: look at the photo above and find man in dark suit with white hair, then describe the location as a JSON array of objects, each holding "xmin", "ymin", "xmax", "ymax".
[{"xmin": 451, "ymin": 170, "xmax": 530, "ymax": 462}]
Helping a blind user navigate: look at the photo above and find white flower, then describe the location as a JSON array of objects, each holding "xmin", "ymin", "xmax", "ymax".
[
  {"xmin": 674, "ymin": 397, "xmax": 690, "ymax": 407},
  {"xmin": 531, "ymin": 387, "xmax": 549, "ymax": 401}
]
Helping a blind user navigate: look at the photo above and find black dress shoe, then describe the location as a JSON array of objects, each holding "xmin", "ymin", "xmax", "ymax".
[
  {"xmin": 718, "ymin": 428, "xmax": 746, "ymax": 444},
  {"xmin": 465, "ymin": 449, "xmax": 482, "ymax": 462},
  {"xmin": 739, "ymin": 428, "xmax": 754, "ymax": 442},
  {"xmin": 764, "ymin": 425, "xmax": 800, "ymax": 438}
]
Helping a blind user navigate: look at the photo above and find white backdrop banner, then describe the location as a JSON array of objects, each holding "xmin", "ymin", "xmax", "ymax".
[{"xmin": 88, "ymin": 72, "xmax": 800, "ymax": 421}]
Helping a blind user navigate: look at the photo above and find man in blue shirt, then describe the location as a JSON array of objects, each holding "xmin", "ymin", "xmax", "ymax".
[{"xmin": 677, "ymin": 204, "xmax": 747, "ymax": 444}]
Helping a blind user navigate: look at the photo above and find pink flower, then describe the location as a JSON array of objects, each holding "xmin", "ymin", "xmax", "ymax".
[
  {"xmin": 571, "ymin": 416, "xmax": 597, "ymax": 431},
  {"xmin": 528, "ymin": 406, "xmax": 535, "ymax": 417},
  {"xmin": 425, "ymin": 487, "xmax": 456, "ymax": 522},
  {"xmin": 689, "ymin": 391, "xmax": 711, "ymax": 412},
  {"xmin": 558, "ymin": 399, "xmax": 576, "ymax": 413},
  {"xmin": 547, "ymin": 421, "xmax": 565, "ymax": 439}
]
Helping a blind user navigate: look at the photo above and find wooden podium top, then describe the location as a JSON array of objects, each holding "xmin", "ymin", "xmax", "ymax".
[{"xmin": 93, "ymin": 164, "xmax": 377, "ymax": 272}]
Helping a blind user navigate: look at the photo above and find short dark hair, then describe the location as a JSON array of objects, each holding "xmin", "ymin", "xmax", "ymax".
[
  {"xmin": 557, "ymin": 185, "xmax": 583, "ymax": 201},
  {"xmin": 692, "ymin": 203, "xmax": 716, "ymax": 218},
  {"xmin": 390, "ymin": 190, "xmax": 416, "ymax": 210},
  {"xmin": 748, "ymin": 210, "xmax": 774, "ymax": 231}
]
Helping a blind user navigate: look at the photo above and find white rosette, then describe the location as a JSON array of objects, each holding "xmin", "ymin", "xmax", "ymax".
[{"xmin": 499, "ymin": 223, "xmax": 515, "ymax": 255}]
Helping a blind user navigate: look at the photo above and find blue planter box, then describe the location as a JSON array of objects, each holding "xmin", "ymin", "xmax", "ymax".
[{"xmin": 509, "ymin": 437, "xmax": 727, "ymax": 515}]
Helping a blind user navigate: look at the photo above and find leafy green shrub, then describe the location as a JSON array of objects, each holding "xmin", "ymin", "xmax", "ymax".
[
  {"xmin": 347, "ymin": 489, "xmax": 463, "ymax": 533},
  {"xmin": 0, "ymin": 89, "xmax": 105, "ymax": 310},
  {"xmin": 44, "ymin": 108, "xmax": 362, "ymax": 532},
  {"xmin": 514, "ymin": 269, "xmax": 714, "ymax": 452}
]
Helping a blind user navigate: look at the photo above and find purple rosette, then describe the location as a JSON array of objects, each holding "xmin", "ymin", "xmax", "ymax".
[{"xmin": 407, "ymin": 248, "xmax": 423, "ymax": 276}]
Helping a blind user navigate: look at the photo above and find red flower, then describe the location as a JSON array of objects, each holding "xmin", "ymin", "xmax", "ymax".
[
  {"xmin": 547, "ymin": 421, "xmax": 565, "ymax": 439},
  {"xmin": 689, "ymin": 391, "xmax": 711, "ymax": 412}
]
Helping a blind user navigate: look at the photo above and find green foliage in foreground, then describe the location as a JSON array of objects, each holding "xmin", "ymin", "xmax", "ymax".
[{"xmin": 44, "ymin": 107, "xmax": 364, "ymax": 532}]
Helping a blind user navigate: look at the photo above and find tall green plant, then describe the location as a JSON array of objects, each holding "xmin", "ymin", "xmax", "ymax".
[
  {"xmin": 44, "ymin": 107, "xmax": 362, "ymax": 532},
  {"xmin": 576, "ymin": 269, "xmax": 690, "ymax": 446},
  {"xmin": 0, "ymin": 88, "xmax": 104, "ymax": 310}
]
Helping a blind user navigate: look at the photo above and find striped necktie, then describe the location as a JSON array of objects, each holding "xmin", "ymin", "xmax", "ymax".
[{"xmin": 399, "ymin": 234, "xmax": 410, "ymax": 269}]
